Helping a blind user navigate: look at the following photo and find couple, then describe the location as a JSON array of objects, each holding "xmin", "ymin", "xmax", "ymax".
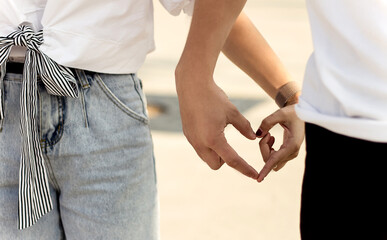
[{"xmin": 0, "ymin": 0, "xmax": 386, "ymax": 239}]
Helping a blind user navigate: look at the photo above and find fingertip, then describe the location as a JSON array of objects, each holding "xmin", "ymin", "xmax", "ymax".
[
  {"xmin": 261, "ymin": 132, "xmax": 271, "ymax": 142},
  {"xmin": 257, "ymin": 176, "xmax": 265, "ymax": 183},
  {"xmin": 257, "ymin": 171, "xmax": 265, "ymax": 182},
  {"xmin": 252, "ymin": 171, "xmax": 260, "ymax": 180},
  {"xmin": 268, "ymin": 136, "xmax": 275, "ymax": 147},
  {"xmin": 248, "ymin": 131, "xmax": 257, "ymax": 140},
  {"xmin": 256, "ymin": 174, "xmax": 262, "ymax": 182},
  {"xmin": 258, "ymin": 165, "xmax": 271, "ymax": 182},
  {"xmin": 230, "ymin": 112, "xmax": 257, "ymax": 140},
  {"xmin": 208, "ymin": 163, "xmax": 222, "ymax": 170},
  {"xmin": 256, "ymin": 128, "xmax": 263, "ymax": 137},
  {"xmin": 246, "ymin": 168, "xmax": 259, "ymax": 180}
]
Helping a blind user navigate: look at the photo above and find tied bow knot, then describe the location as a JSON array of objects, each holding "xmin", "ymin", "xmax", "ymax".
[
  {"xmin": 10, "ymin": 25, "xmax": 40, "ymax": 50},
  {"xmin": 0, "ymin": 25, "xmax": 79, "ymax": 229}
]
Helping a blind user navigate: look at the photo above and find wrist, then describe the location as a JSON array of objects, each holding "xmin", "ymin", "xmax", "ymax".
[
  {"xmin": 275, "ymin": 81, "xmax": 301, "ymax": 108},
  {"xmin": 284, "ymin": 91, "xmax": 300, "ymax": 106},
  {"xmin": 175, "ymin": 58, "xmax": 215, "ymax": 90}
]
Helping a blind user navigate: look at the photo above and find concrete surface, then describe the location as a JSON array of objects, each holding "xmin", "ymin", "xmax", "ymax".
[{"xmin": 138, "ymin": 0, "xmax": 313, "ymax": 239}]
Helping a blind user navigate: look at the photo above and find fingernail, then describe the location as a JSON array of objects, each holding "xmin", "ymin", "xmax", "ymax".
[{"xmin": 256, "ymin": 128, "xmax": 263, "ymax": 137}]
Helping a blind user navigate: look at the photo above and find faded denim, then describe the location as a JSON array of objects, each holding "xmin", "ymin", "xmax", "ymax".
[{"xmin": 0, "ymin": 65, "xmax": 159, "ymax": 240}]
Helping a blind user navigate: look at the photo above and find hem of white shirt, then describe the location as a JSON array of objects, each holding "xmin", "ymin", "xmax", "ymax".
[
  {"xmin": 39, "ymin": 27, "xmax": 155, "ymax": 74},
  {"xmin": 295, "ymin": 99, "xmax": 387, "ymax": 143}
]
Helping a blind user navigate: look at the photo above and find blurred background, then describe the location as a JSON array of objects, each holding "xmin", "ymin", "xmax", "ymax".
[{"xmin": 138, "ymin": 0, "xmax": 313, "ymax": 239}]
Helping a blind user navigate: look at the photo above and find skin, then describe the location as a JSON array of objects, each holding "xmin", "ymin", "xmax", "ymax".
[
  {"xmin": 176, "ymin": 0, "xmax": 302, "ymax": 181},
  {"xmin": 257, "ymin": 105, "xmax": 304, "ymax": 182}
]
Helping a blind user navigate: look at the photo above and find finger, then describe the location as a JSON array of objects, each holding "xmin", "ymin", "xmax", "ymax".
[
  {"xmin": 259, "ymin": 133, "xmax": 274, "ymax": 162},
  {"xmin": 211, "ymin": 136, "xmax": 259, "ymax": 180},
  {"xmin": 273, "ymin": 161, "xmax": 287, "ymax": 172},
  {"xmin": 266, "ymin": 136, "xmax": 275, "ymax": 163},
  {"xmin": 268, "ymin": 136, "xmax": 275, "ymax": 149},
  {"xmin": 196, "ymin": 146, "xmax": 225, "ymax": 170},
  {"xmin": 256, "ymin": 109, "xmax": 285, "ymax": 138},
  {"xmin": 274, "ymin": 147, "xmax": 299, "ymax": 172},
  {"xmin": 257, "ymin": 148, "xmax": 290, "ymax": 182},
  {"xmin": 229, "ymin": 108, "xmax": 257, "ymax": 140}
]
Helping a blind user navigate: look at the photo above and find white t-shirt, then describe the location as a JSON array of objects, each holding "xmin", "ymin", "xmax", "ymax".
[
  {"xmin": 295, "ymin": 0, "xmax": 387, "ymax": 142},
  {"xmin": 0, "ymin": 0, "xmax": 194, "ymax": 73}
]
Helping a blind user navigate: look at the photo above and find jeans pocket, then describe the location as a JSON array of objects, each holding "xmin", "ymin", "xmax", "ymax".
[{"xmin": 94, "ymin": 73, "xmax": 148, "ymax": 124}]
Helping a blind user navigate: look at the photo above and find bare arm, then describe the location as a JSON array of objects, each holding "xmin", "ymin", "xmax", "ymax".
[
  {"xmin": 222, "ymin": 13, "xmax": 303, "ymax": 181},
  {"xmin": 175, "ymin": 0, "xmax": 299, "ymax": 180},
  {"xmin": 176, "ymin": 0, "xmax": 247, "ymax": 78},
  {"xmin": 222, "ymin": 13, "xmax": 302, "ymax": 182},
  {"xmin": 222, "ymin": 12, "xmax": 295, "ymax": 100},
  {"xmin": 176, "ymin": 0, "xmax": 260, "ymax": 180}
]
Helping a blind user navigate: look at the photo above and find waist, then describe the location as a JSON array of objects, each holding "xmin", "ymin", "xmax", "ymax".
[
  {"xmin": 9, "ymin": 46, "xmax": 26, "ymax": 63},
  {"xmin": 4, "ymin": 62, "xmax": 98, "ymax": 84},
  {"xmin": 5, "ymin": 62, "xmax": 24, "ymax": 75}
]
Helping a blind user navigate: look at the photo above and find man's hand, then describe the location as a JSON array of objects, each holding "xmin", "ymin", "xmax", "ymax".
[
  {"xmin": 256, "ymin": 105, "xmax": 305, "ymax": 182},
  {"xmin": 175, "ymin": 71, "xmax": 259, "ymax": 180}
]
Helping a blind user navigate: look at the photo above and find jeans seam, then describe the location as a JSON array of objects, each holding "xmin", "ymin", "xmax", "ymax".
[
  {"xmin": 79, "ymin": 88, "xmax": 89, "ymax": 128},
  {"xmin": 44, "ymin": 96, "xmax": 65, "ymax": 148},
  {"xmin": 75, "ymin": 70, "xmax": 90, "ymax": 128},
  {"xmin": 132, "ymin": 74, "xmax": 147, "ymax": 118},
  {"xmin": 43, "ymin": 154, "xmax": 61, "ymax": 191},
  {"xmin": 94, "ymin": 73, "xmax": 149, "ymax": 124},
  {"xmin": 51, "ymin": 97, "xmax": 64, "ymax": 145},
  {"xmin": 0, "ymin": 64, "xmax": 5, "ymax": 132}
]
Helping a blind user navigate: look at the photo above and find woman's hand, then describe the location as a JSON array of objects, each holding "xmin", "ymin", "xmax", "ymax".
[{"xmin": 256, "ymin": 104, "xmax": 305, "ymax": 182}]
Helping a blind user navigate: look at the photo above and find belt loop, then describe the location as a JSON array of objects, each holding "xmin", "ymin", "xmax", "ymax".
[
  {"xmin": 75, "ymin": 69, "xmax": 89, "ymax": 128},
  {"xmin": 0, "ymin": 63, "xmax": 6, "ymax": 132},
  {"xmin": 75, "ymin": 69, "xmax": 90, "ymax": 90}
]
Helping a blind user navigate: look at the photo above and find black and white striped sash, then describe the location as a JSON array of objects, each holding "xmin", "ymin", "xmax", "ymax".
[{"xmin": 0, "ymin": 25, "xmax": 79, "ymax": 229}]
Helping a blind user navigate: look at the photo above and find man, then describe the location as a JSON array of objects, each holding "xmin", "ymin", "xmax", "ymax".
[{"xmin": 0, "ymin": 0, "xmax": 297, "ymax": 239}]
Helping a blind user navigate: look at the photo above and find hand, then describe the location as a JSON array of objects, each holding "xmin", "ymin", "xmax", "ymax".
[
  {"xmin": 256, "ymin": 105, "xmax": 304, "ymax": 182},
  {"xmin": 175, "ymin": 72, "xmax": 259, "ymax": 180}
]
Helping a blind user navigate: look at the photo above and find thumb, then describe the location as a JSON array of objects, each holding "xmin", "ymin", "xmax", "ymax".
[
  {"xmin": 257, "ymin": 148, "xmax": 289, "ymax": 182},
  {"xmin": 256, "ymin": 109, "xmax": 285, "ymax": 138},
  {"xmin": 229, "ymin": 108, "xmax": 256, "ymax": 140}
]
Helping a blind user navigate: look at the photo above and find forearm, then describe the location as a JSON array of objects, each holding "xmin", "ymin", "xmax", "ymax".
[
  {"xmin": 222, "ymin": 12, "xmax": 295, "ymax": 100},
  {"xmin": 174, "ymin": 0, "xmax": 259, "ymax": 179},
  {"xmin": 175, "ymin": 0, "xmax": 247, "ymax": 84}
]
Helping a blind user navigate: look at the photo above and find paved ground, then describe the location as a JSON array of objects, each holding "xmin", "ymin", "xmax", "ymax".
[{"xmin": 138, "ymin": 0, "xmax": 313, "ymax": 239}]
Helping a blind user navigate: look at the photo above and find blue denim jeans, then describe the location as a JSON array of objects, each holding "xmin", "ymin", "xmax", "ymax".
[{"xmin": 0, "ymin": 65, "xmax": 159, "ymax": 239}]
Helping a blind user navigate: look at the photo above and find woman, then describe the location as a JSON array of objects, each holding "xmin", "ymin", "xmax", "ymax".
[
  {"xmin": 0, "ymin": 0, "xmax": 193, "ymax": 239},
  {"xmin": 0, "ymin": 0, "xmax": 298, "ymax": 238}
]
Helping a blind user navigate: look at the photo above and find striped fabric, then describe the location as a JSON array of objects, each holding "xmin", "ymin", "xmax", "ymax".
[{"xmin": 0, "ymin": 25, "xmax": 79, "ymax": 229}]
